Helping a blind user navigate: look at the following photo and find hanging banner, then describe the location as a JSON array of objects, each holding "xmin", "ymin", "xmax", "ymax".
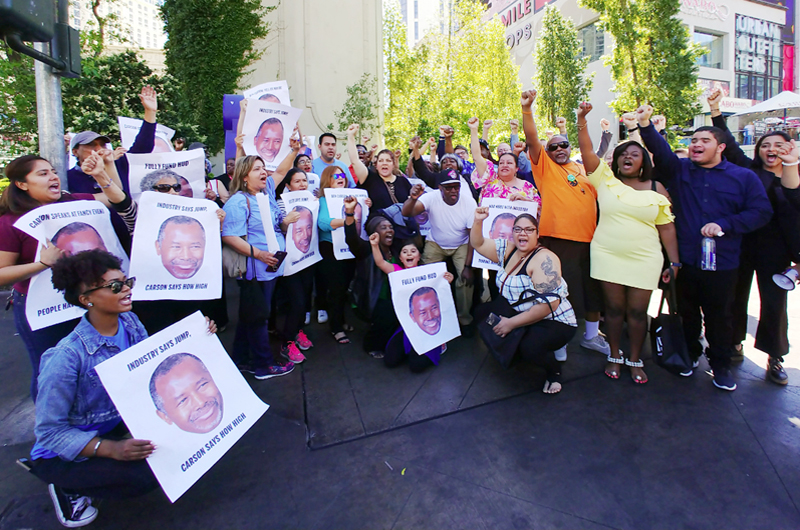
[
  {"xmin": 388, "ymin": 262, "xmax": 460, "ymax": 354},
  {"xmin": 323, "ymin": 188, "xmax": 369, "ymax": 260},
  {"xmin": 129, "ymin": 192, "xmax": 222, "ymax": 301},
  {"xmin": 127, "ymin": 150, "xmax": 206, "ymax": 202},
  {"xmin": 117, "ymin": 116, "xmax": 176, "ymax": 153},
  {"xmin": 472, "ymin": 198, "xmax": 539, "ymax": 270},
  {"xmin": 240, "ymin": 100, "xmax": 303, "ymax": 171},
  {"xmin": 14, "ymin": 200, "xmax": 130, "ymax": 330},
  {"xmin": 94, "ymin": 311, "xmax": 269, "ymax": 503},
  {"xmin": 281, "ymin": 190, "xmax": 322, "ymax": 275}
]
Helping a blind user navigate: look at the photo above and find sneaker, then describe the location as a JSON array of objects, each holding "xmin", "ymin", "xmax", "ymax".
[
  {"xmin": 680, "ymin": 359, "xmax": 701, "ymax": 377},
  {"xmin": 554, "ymin": 346, "xmax": 567, "ymax": 361},
  {"xmin": 296, "ymin": 330, "xmax": 313, "ymax": 350},
  {"xmin": 767, "ymin": 357, "xmax": 789, "ymax": 386},
  {"xmin": 317, "ymin": 310, "xmax": 329, "ymax": 323},
  {"xmin": 237, "ymin": 363, "xmax": 255, "ymax": 375},
  {"xmin": 712, "ymin": 368, "xmax": 737, "ymax": 391},
  {"xmin": 304, "ymin": 312, "xmax": 311, "ymax": 326},
  {"xmin": 254, "ymin": 363, "xmax": 295, "ymax": 380},
  {"xmin": 48, "ymin": 484, "xmax": 98, "ymax": 528},
  {"xmin": 281, "ymin": 341, "xmax": 306, "ymax": 363},
  {"xmin": 580, "ymin": 333, "xmax": 611, "ymax": 355}
]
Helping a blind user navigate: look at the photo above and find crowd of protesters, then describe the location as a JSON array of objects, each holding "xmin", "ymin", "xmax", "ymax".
[{"xmin": 0, "ymin": 84, "xmax": 795, "ymax": 527}]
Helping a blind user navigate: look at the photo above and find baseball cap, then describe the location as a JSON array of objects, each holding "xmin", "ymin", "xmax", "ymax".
[
  {"xmin": 436, "ymin": 170, "xmax": 461, "ymax": 187},
  {"xmin": 71, "ymin": 131, "xmax": 111, "ymax": 150},
  {"xmin": 188, "ymin": 142, "xmax": 207, "ymax": 150}
]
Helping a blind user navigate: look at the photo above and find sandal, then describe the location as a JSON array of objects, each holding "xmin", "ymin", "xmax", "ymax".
[
  {"xmin": 605, "ymin": 353, "xmax": 624, "ymax": 379},
  {"xmin": 543, "ymin": 380, "xmax": 562, "ymax": 394},
  {"xmin": 368, "ymin": 350, "xmax": 384, "ymax": 359},
  {"xmin": 343, "ymin": 323, "xmax": 355, "ymax": 332},
  {"xmin": 332, "ymin": 331, "xmax": 350, "ymax": 344},
  {"xmin": 625, "ymin": 358, "xmax": 648, "ymax": 384}
]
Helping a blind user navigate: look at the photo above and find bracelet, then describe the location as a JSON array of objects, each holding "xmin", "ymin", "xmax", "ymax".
[
  {"xmin": 627, "ymin": 126, "xmax": 639, "ymax": 133},
  {"xmin": 521, "ymin": 110, "xmax": 532, "ymax": 115},
  {"xmin": 344, "ymin": 212, "xmax": 355, "ymax": 217},
  {"xmin": 100, "ymin": 182, "xmax": 112, "ymax": 189},
  {"xmin": 782, "ymin": 160, "xmax": 800, "ymax": 166},
  {"xmin": 670, "ymin": 262, "xmax": 682, "ymax": 269},
  {"xmin": 39, "ymin": 260, "xmax": 51, "ymax": 268},
  {"xmin": 92, "ymin": 439, "xmax": 102, "ymax": 457},
  {"xmin": 576, "ymin": 122, "xmax": 587, "ymax": 131}
]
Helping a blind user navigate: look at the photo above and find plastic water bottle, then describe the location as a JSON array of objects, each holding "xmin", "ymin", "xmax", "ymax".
[{"xmin": 701, "ymin": 236, "xmax": 717, "ymax": 271}]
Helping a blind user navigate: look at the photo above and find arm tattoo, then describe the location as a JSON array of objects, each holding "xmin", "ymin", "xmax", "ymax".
[{"xmin": 534, "ymin": 255, "xmax": 560, "ymax": 292}]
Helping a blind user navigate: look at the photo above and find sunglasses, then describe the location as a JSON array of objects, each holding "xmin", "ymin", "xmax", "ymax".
[
  {"xmin": 83, "ymin": 277, "xmax": 136, "ymax": 296},
  {"xmin": 333, "ymin": 173, "xmax": 347, "ymax": 179},
  {"xmin": 153, "ymin": 183, "xmax": 182, "ymax": 193},
  {"xmin": 512, "ymin": 226, "xmax": 537, "ymax": 234},
  {"xmin": 547, "ymin": 142, "xmax": 570, "ymax": 151}
]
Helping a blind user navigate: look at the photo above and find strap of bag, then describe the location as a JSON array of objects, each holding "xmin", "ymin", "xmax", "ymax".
[
  {"xmin": 665, "ymin": 267, "xmax": 680, "ymax": 316},
  {"xmin": 244, "ymin": 195, "xmax": 255, "ymax": 281},
  {"xmin": 383, "ymin": 178, "xmax": 399, "ymax": 204},
  {"xmin": 499, "ymin": 245, "xmax": 543, "ymax": 294}
]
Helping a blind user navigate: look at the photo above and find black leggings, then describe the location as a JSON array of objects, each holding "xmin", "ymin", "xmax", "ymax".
[
  {"xmin": 280, "ymin": 266, "xmax": 315, "ymax": 341},
  {"xmin": 363, "ymin": 298, "xmax": 398, "ymax": 353},
  {"xmin": 31, "ymin": 455, "xmax": 159, "ymax": 500},
  {"xmin": 516, "ymin": 320, "xmax": 577, "ymax": 382},
  {"xmin": 383, "ymin": 335, "xmax": 436, "ymax": 373},
  {"xmin": 319, "ymin": 241, "xmax": 356, "ymax": 334}
]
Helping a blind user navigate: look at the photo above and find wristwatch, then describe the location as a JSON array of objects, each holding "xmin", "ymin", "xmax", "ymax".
[{"xmin": 670, "ymin": 262, "xmax": 682, "ymax": 268}]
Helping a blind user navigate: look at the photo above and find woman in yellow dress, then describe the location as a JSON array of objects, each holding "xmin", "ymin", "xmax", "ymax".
[{"xmin": 576, "ymin": 102, "xmax": 680, "ymax": 384}]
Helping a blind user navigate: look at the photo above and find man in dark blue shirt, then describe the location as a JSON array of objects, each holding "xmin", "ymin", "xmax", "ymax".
[
  {"xmin": 637, "ymin": 105, "xmax": 772, "ymax": 391},
  {"xmin": 67, "ymin": 86, "xmax": 159, "ymax": 196}
]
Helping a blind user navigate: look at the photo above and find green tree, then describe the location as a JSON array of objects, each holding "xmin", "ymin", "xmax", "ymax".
[
  {"xmin": 0, "ymin": 45, "xmax": 37, "ymax": 160},
  {"xmin": 81, "ymin": 0, "xmax": 129, "ymax": 57},
  {"xmin": 579, "ymin": 0, "xmax": 702, "ymax": 125},
  {"xmin": 330, "ymin": 74, "xmax": 380, "ymax": 136},
  {"xmin": 533, "ymin": 6, "xmax": 593, "ymax": 139},
  {"xmin": 161, "ymin": 0, "xmax": 272, "ymax": 153}
]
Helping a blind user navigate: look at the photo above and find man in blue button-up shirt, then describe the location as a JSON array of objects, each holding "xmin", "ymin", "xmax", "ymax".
[{"xmin": 637, "ymin": 105, "xmax": 772, "ymax": 392}]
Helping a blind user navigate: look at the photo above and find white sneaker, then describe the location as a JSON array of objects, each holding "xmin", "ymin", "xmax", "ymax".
[
  {"xmin": 580, "ymin": 333, "xmax": 611, "ymax": 355},
  {"xmin": 49, "ymin": 484, "xmax": 98, "ymax": 528},
  {"xmin": 304, "ymin": 312, "xmax": 311, "ymax": 326},
  {"xmin": 554, "ymin": 346, "xmax": 567, "ymax": 361},
  {"xmin": 317, "ymin": 310, "xmax": 329, "ymax": 323}
]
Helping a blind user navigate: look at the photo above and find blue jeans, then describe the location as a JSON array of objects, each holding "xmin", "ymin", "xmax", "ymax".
[
  {"xmin": 12, "ymin": 290, "xmax": 79, "ymax": 401},
  {"xmin": 232, "ymin": 279, "xmax": 277, "ymax": 369}
]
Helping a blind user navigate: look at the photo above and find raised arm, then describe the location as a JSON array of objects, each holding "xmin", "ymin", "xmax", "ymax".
[
  {"xmin": 481, "ymin": 119, "xmax": 493, "ymax": 143},
  {"xmin": 706, "ymin": 89, "xmax": 752, "ymax": 168},
  {"xmin": 469, "ymin": 207, "xmax": 498, "ymax": 262},
  {"xmin": 521, "ymin": 90, "xmax": 541, "ymax": 164},
  {"xmin": 576, "ymin": 102, "xmax": 600, "ymax": 174},
  {"xmin": 235, "ymin": 99, "xmax": 247, "ymax": 161},
  {"xmin": 346, "ymin": 124, "xmax": 369, "ymax": 185},
  {"xmin": 411, "ymin": 138, "xmax": 439, "ymax": 189},
  {"xmin": 555, "ymin": 117, "xmax": 568, "ymax": 141},
  {"xmin": 468, "ymin": 117, "xmax": 488, "ymax": 177},
  {"xmin": 636, "ymin": 105, "xmax": 680, "ymax": 187},
  {"xmin": 595, "ymin": 118, "xmax": 613, "ymax": 158},
  {"xmin": 401, "ymin": 184, "xmax": 428, "ymax": 217},
  {"xmin": 127, "ymin": 86, "xmax": 158, "ymax": 155},
  {"xmin": 270, "ymin": 135, "xmax": 301, "ymax": 187},
  {"xmin": 369, "ymin": 233, "xmax": 396, "ymax": 274},
  {"xmin": 443, "ymin": 125, "xmax": 455, "ymax": 154},
  {"xmin": 622, "ymin": 112, "xmax": 642, "ymax": 145}
]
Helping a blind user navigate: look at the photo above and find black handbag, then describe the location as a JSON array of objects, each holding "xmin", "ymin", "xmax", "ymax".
[
  {"xmin": 238, "ymin": 244, "xmax": 269, "ymax": 324},
  {"xmin": 650, "ymin": 269, "xmax": 693, "ymax": 375}
]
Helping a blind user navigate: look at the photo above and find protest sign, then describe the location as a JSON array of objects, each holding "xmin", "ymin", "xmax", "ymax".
[
  {"xmin": 388, "ymin": 262, "xmax": 460, "ymax": 354},
  {"xmin": 240, "ymin": 100, "xmax": 303, "ymax": 171},
  {"xmin": 129, "ymin": 192, "xmax": 222, "ymax": 301},
  {"xmin": 14, "ymin": 201, "xmax": 130, "ymax": 330},
  {"xmin": 94, "ymin": 311, "xmax": 268, "ymax": 503},
  {"xmin": 323, "ymin": 188, "xmax": 369, "ymax": 260},
  {"xmin": 306, "ymin": 172, "xmax": 320, "ymax": 197},
  {"xmin": 472, "ymin": 198, "xmax": 539, "ymax": 271},
  {"xmin": 127, "ymin": 150, "xmax": 207, "ymax": 202},
  {"xmin": 407, "ymin": 177, "xmax": 433, "ymax": 236},
  {"xmin": 254, "ymin": 193, "xmax": 281, "ymax": 254},
  {"xmin": 281, "ymin": 190, "xmax": 322, "ymax": 275},
  {"xmin": 242, "ymin": 80, "xmax": 291, "ymax": 105},
  {"xmin": 117, "ymin": 116, "xmax": 176, "ymax": 153}
]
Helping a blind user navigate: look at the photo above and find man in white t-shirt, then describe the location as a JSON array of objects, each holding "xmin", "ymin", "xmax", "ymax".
[
  {"xmin": 311, "ymin": 133, "xmax": 355, "ymax": 187},
  {"xmin": 402, "ymin": 171, "xmax": 478, "ymax": 328}
]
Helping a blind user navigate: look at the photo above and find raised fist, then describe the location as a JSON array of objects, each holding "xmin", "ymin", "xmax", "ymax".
[
  {"xmin": 600, "ymin": 118, "xmax": 610, "ymax": 131},
  {"xmin": 576, "ymin": 102, "xmax": 592, "ymax": 119},
  {"xmin": 520, "ymin": 90, "xmax": 537, "ymax": 108},
  {"xmin": 347, "ymin": 124, "xmax": 359, "ymax": 137},
  {"xmin": 635, "ymin": 105, "xmax": 654, "ymax": 127},
  {"xmin": 707, "ymin": 87, "xmax": 723, "ymax": 108},
  {"xmin": 467, "ymin": 117, "xmax": 480, "ymax": 131}
]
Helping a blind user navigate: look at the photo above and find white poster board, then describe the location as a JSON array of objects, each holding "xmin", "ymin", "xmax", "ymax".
[
  {"xmin": 281, "ymin": 190, "xmax": 322, "ymax": 275},
  {"xmin": 407, "ymin": 177, "xmax": 434, "ymax": 236},
  {"xmin": 14, "ymin": 201, "xmax": 130, "ymax": 330},
  {"xmin": 127, "ymin": 150, "xmax": 207, "ymax": 203},
  {"xmin": 129, "ymin": 192, "xmax": 222, "ymax": 301},
  {"xmin": 323, "ymin": 188, "xmax": 369, "ymax": 261},
  {"xmin": 472, "ymin": 198, "xmax": 539, "ymax": 271},
  {"xmin": 254, "ymin": 193, "xmax": 281, "ymax": 254},
  {"xmin": 388, "ymin": 262, "xmax": 460, "ymax": 354},
  {"xmin": 242, "ymin": 80, "xmax": 291, "ymax": 105},
  {"xmin": 241, "ymin": 100, "xmax": 303, "ymax": 171},
  {"xmin": 94, "ymin": 311, "xmax": 268, "ymax": 503},
  {"xmin": 117, "ymin": 116, "xmax": 176, "ymax": 153}
]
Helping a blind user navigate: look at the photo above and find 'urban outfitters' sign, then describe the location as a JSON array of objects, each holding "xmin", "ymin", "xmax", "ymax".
[{"xmin": 735, "ymin": 14, "xmax": 783, "ymax": 74}]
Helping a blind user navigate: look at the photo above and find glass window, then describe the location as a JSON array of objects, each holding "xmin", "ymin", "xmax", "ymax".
[
  {"xmin": 578, "ymin": 23, "xmax": 605, "ymax": 63},
  {"xmin": 694, "ymin": 31, "xmax": 723, "ymax": 69}
]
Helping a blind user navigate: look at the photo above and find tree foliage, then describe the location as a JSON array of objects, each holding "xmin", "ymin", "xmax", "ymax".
[
  {"xmin": 161, "ymin": 0, "xmax": 272, "ymax": 154},
  {"xmin": 534, "ymin": 6, "xmax": 593, "ymax": 139},
  {"xmin": 330, "ymin": 74, "xmax": 380, "ymax": 137},
  {"xmin": 0, "ymin": 44, "xmax": 37, "ymax": 160},
  {"xmin": 81, "ymin": 0, "xmax": 129, "ymax": 57},
  {"xmin": 383, "ymin": 0, "xmax": 521, "ymax": 163},
  {"xmin": 579, "ymin": 0, "xmax": 703, "ymax": 124},
  {"xmin": 61, "ymin": 51, "xmax": 201, "ymax": 144}
]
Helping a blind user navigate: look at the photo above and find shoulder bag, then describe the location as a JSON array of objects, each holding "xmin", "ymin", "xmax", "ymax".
[
  {"xmin": 650, "ymin": 269, "xmax": 693, "ymax": 375},
  {"xmin": 222, "ymin": 195, "xmax": 250, "ymax": 278}
]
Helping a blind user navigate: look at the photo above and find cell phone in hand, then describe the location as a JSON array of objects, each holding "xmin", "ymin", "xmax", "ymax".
[
  {"xmin": 486, "ymin": 313, "xmax": 501, "ymax": 326},
  {"xmin": 267, "ymin": 251, "xmax": 288, "ymax": 272}
]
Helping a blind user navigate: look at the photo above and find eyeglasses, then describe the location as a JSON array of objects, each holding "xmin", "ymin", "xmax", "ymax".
[
  {"xmin": 333, "ymin": 173, "xmax": 347, "ymax": 179},
  {"xmin": 547, "ymin": 142, "xmax": 570, "ymax": 152},
  {"xmin": 82, "ymin": 277, "xmax": 136, "ymax": 296},
  {"xmin": 512, "ymin": 226, "xmax": 537, "ymax": 234},
  {"xmin": 153, "ymin": 183, "xmax": 182, "ymax": 193}
]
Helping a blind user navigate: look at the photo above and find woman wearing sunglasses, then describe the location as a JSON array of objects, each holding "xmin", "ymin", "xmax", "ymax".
[
  {"xmin": 27, "ymin": 249, "xmax": 216, "ymax": 527},
  {"xmin": 576, "ymin": 102, "xmax": 679, "ymax": 384},
  {"xmin": 472, "ymin": 211, "xmax": 577, "ymax": 394},
  {"xmin": 0, "ymin": 152, "xmax": 137, "ymax": 400}
]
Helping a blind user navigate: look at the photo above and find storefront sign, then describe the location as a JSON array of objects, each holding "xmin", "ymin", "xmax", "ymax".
[
  {"xmin": 679, "ymin": 0, "xmax": 730, "ymax": 21},
  {"xmin": 736, "ymin": 14, "xmax": 783, "ymax": 74}
]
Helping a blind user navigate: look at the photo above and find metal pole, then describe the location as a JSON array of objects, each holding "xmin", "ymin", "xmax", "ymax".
[{"xmin": 34, "ymin": 41, "xmax": 67, "ymax": 188}]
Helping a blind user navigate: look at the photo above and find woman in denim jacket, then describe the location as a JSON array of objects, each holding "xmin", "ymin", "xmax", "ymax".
[{"xmin": 28, "ymin": 249, "xmax": 215, "ymax": 527}]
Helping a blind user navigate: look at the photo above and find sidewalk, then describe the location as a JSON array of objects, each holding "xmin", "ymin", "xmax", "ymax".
[{"xmin": 1, "ymin": 279, "xmax": 799, "ymax": 529}]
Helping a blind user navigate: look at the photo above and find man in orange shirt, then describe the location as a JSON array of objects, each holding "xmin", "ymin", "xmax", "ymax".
[{"xmin": 521, "ymin": 90, "xmax": 609, "ymax": 360}]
